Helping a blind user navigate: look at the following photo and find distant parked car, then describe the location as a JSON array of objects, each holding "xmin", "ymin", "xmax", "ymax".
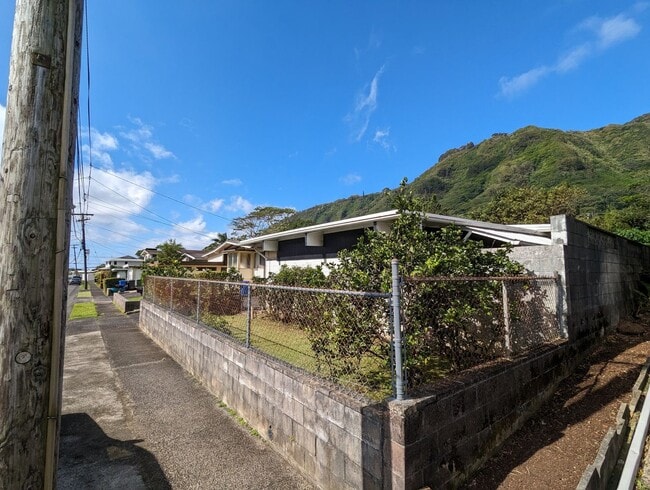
[{"xmin": 69, "ymin": 275, "xmax": 82, "ymax": 285}]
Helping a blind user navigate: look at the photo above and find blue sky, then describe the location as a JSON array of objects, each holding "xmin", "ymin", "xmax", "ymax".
[{"xmin": 1, "ymin": 1, "xmax": 649, "ymax": 267}]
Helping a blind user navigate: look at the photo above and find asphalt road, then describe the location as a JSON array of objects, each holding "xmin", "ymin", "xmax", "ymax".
[{"xmin": 58, "ymin": 284, "xmax": 314, "ymax": 489}]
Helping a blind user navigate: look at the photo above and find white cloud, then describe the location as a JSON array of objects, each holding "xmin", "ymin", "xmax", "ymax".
[
  {"xmin": 80, "ymin": 167, "xmax": 158, "ymax": 251},
  {"xmin": 87, "ymin": 167, "xmax": 157, "ymax": 218},
  {"xmin": 373, "ymin": 128, "xmax": 395, "ymax": 151},
  {"xmin": 354, "ymin": 32, "xmax": 382, "ymax": 61},
  {"xmin": 206, "ymin": 198, "xmax": 225, "ymax": 212},
  {"xmin": 0, "ymin": 104, "xmax": 5, "ymax": 150},
  {"xmin": 82, "ymin": 128, "xmax": 119, "ymax": 167},
  {"xmin": 121, "ymin": 118, "xmax": 175, "ymax": 160},
  {"xmin": 222, "ymin": 178, "xmax": 243, "ymax": 186},
  {"xmin": 144, "ymin": 141, "xmax": 174, "ymax": 160},
  {"xmin": 340, "ymin": 173, "xmax": 362, "ymax": 185},
  {"xmin": 226, "ymin": 196, "xmax": 254, "ymax": 213},
  {"xmin": 166, "ymin": 215, "xmax": 224, "ymax": 250},
  {"xmin": 345, "ymin": 65, "xmax": 386, "ymax": 142},
  {"xmin": 585, "ymin": 13, "xmax": 642, "ymax": 48},
  {"xmin": 92, "ymin": 128, "xmax": 118, "ymax": 151},
  {"xmin": 498, "ymin": 10, "xmax": 642, "ymax": 98},
  {"xmin": 554, "ymin": 44, "xmax": 591, "ymax": 73},
  {"xmin": 498, "ymin": 66, "xmax": 550, "ymax": 98}
]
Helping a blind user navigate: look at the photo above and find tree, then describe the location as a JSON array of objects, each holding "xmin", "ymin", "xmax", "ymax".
[
  {"xmin": 587, "ymin": 194, "xmax": 650, "ymax": 245},
  {"xmin": 143, "ymin": 240, "xmax": 187, "ymax": 277},
  {"xmin": 230, "ymin": 206, "xmax": 296, "ymax": 239},
  {"xmin": 202, "ymin": 233, "xmax": 228, "ymax": 252},
  {"xmin": 324, "ymin": 179, "xmax": 524, "ymax": 387},
  {"xmin": 471, "ymin": 184, "xmax": 587, "ymax": 224}
]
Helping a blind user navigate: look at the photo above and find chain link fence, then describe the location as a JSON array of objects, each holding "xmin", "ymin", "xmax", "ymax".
[
  {"xmin": 143, "ymin": 272, "xmax": 563, "ymax": 399},
  {"xmin": 401, "ymin": 275, "xmax": 562, "ymax": 391},
  {"xmin": 144, "ymin": 276, "xmax": 394, "ymax": 400}
]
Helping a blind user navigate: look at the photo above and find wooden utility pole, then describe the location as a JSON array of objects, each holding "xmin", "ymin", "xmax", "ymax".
[
  {"xmin": 73, "ymin": 212, "xmax": 92, "ymax": 289},
  {"xmin": 0, "ymin": 0, "xmax": 83, "ymax": 488}
]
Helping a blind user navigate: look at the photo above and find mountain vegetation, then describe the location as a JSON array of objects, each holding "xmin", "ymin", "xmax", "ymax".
[{"xmin": 274, "ymin": 114, "xmax": 650, "ymax": 243}]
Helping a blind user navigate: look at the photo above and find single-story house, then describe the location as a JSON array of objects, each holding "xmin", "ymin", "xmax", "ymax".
[
  {"xmin": 232, "ymin": 210, "xmax": 552, "ymax": 279},
  {"xmin": 201, "ymin": 241, "xmax": 264, "ymax": 280},
  {"xmin": 138, "ymin": 247, "xmax": 227, "ymax": 273},
  {"xmin": 177, "ymin": 249, "xmax": 227, "ymax": 272}
]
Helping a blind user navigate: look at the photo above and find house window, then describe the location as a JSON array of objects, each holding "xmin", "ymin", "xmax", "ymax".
[
  {"xmin": 241, "ymin": 253, "xmax": 251, "ymax": 269},
  {"xmin": 227, "ymin": 254, "xmax": 238, "ymax": 268},
  {"xmin": 255, "ymin": 254, "xmax": 265, "ymax": 268}
]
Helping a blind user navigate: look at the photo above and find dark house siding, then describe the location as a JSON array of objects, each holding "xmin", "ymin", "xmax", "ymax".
[{"xmin": 277, "ymin": 229, "xmax": 366, "ymax": 261}]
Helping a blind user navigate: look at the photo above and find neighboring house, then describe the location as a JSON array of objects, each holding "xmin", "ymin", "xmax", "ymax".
[
  {"xmin": 139, "ymin": 245, "xmax": 232, "ymax": 274},
  {"xmin": 99, "ymin": 255, "xmax": 144, "ymax": 282},
  {"xmin": 138, "ymin": 248, "xmax": 160, "ymax": 262},
  {"xmin": 201, "ymin": 241, "xmax": 263, "ymax": 280},
  {"xmin": 179, "ymin": 249, "xmax": 227, "ymax": 272},
  {"xmin": 238, "ymin": 209, "xmax": 552, "ymax": 279}
]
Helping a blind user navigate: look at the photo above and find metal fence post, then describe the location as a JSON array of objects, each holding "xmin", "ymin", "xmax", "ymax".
[
  {"xmin": 392, "ymin": 259, "xmax": 405, "ymax": 400},
  {"xmin": 502, "ymin": 281, "xmax": 512, "ymax": 357},
  {"xmin": 245, "ymin": 284, "xmax": 252, "ymax": 348},
  {"xmin": 196, "ymin": 280, "xmax": 201, "ymax": 323},
  {"xmin": 554, "ymin": 271, "xmax": 567, "ymax": 338}
]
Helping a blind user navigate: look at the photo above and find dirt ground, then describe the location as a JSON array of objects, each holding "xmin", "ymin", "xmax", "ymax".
[{"xmin": 464, "ymin": 308, "xmax": 650, "ymax": 490}]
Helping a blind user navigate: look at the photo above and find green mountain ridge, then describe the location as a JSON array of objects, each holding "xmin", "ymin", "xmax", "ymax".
[{"xmin": 279, "ymin": 113, "xmax": 650, "ymax": 233}]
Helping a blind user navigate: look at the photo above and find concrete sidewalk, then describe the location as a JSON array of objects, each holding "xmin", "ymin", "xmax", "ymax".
[{"xmin": 58, "ymin": 285, "xmax": 314, "ymax": 489}]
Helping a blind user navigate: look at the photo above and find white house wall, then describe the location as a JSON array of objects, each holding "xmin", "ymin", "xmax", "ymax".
[{"xmin": 266, "ymin": 258, "xmax": 338, "ymax": 276}]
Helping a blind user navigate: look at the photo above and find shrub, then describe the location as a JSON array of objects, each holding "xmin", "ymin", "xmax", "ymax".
[
  {"xmin": 201, "ymin": 313, "xmax": 232, "ymax": 335},
  {"xmin": 104, "ymin": 277, "xmax": 121, "ymax": 290},
  {"xmin": 327, "ymin": 180, "xmax": 525, "ymax": 388},
  {"xmin": 261, "ymin": 265, "xmax": 327, "ymax": 325}
]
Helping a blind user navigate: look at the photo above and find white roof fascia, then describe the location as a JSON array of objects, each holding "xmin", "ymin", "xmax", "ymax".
[
  {"xmin": 239, "ymin": 210, "xmax": 401, "ymax": 245},
  {"xmin": 238, "ymin": 209, "xmax": 551, "ymax": 246},
  {"xmin": 465, "ymin": 226, "xmax": 552, "ymax": 246},
  {"xmin": 507, "ymin": 223, "xmax": 552, "ymax": 233},
  {"xmin": 421, "ymin": 213, "xmax": 550, "ymax": 238},
  {"xmin": 201, "ymin": 240, "xmax": 243, "ymax": 259}
]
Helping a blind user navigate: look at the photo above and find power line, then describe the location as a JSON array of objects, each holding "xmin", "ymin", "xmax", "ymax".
[
  {"xmin": 83, "ymin": 0, "xmax": 93, "ymax": 210},
  {"xmin": 88, "ymin": 177, "xmax": 222, "ymax": 240},
  {"xmin": 92, "ymin": 167, "xmax": 230, "ymax": 222}
]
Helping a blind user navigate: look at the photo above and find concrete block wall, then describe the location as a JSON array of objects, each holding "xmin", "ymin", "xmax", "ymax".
[
  {"xmin": 506, "ymin": 243, "xmax": 568, "ymax": 336},
  {"xmin": 551, "ymin": 216, "xmax": 650, "ymax": 340},
  {"xmin": 139, "ymin": 301, "xmax": 387, "ymax": 489},
  {"xmin": 139, "ymin": 300, "xmax": 590, "ymax": 489},
  {"xmin": 112, "ymin": 292, "xmax": 140, "ymax": 313},
  {"xmin": 390, "ymin": 340, "xmax": 581, "ymax": 489},
  {"xmin": 505, "ymin": 217, "xmax": 650, "ymax": 341}
]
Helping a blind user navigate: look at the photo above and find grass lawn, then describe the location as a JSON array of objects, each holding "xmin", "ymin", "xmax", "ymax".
[
  {"xmin": 203, "ymin": 311, "xmax": 393, "ymax": 400},
  {"xmin": 77, "ymin": 291, "xmax": 92, "ymax": 298},
  {"xmin": 69, "ymin": 302, "xmax": 98, "ymax": 320}
]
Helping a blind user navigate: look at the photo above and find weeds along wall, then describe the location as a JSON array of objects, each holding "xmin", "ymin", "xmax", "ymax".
[{"xmin": 139, "ymin": 300, "xmax": 389, "ymax": 489}]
